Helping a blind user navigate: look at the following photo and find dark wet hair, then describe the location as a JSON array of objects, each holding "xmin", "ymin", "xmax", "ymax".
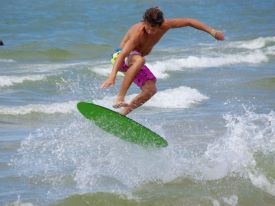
[{"xmin": 143, "ymin": 7, "xmax": 164, "ymax": 27}]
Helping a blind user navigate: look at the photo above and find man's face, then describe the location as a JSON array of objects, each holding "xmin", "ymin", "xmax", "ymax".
[{"xmin": 144, "ymin": 23, "xmax": 160, "ymax": 35}]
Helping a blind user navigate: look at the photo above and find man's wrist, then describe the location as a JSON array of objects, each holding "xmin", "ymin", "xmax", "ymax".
[
  {"xmin": 210, "ymin": 29, "xmax": 217, "ymax": 38},
  {"xmin": 109, "ymin": 73, "xmax": 116, "ymax": 80}
]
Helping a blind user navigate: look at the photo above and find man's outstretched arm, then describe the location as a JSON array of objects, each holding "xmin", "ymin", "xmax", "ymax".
[{"xmin": 167, "ymin": 18, "xmax": 224, "ymax": 40}]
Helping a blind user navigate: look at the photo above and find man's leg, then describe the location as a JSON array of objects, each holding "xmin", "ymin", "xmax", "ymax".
[
  {"xmin": 121, "ymin": 80, "xmax": 157, "ymax": 115},
  {"xmin": 113, "ymin": 55, "xmax": 145, "ymax": 108}
]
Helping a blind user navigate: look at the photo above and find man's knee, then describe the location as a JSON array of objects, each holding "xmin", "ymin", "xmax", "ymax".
[
  {"xmin": 150, "ymin": 86, "xmax": 157, "ymax": 96},
  {"xmin": 144, "ymin": 83, "xmax": 157, "ymax": 97}
]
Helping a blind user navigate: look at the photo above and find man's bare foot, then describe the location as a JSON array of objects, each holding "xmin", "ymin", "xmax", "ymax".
[
  {"xmin": 120, "ymin": 106, "xmax": 132, "ymax": 116},
  {"xmin": 112, "ymin": 101, "xmax": 129, "ymax": 109}
]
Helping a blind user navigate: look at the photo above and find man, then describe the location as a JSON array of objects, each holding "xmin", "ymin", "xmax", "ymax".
[{"xmin": 101, "ymin": 7, "xmax": 224, "ymax": 115}]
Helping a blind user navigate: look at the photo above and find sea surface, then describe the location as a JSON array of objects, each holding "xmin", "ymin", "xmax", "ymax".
[{"xmin": 1, "ymin": 0, "xmax": 275, "ymax": 205}]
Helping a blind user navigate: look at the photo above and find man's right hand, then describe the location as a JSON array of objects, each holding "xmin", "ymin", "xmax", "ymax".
[
  {"xmin": 215, "ymin": 31, "xmax": 224, "ymax": 41},
  {"xmin": 100, "ymin": 77, "xmax": 115, "ymax": 89}
]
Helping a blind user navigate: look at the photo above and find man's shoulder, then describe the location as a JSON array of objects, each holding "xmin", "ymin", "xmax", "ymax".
[
  {"xmin": 130, "ymin": 22, "xmax": 144, "ymax": 31},
  {"xmin": 128, "ymin": 23, "xmax": 144, "ymax": 37}
]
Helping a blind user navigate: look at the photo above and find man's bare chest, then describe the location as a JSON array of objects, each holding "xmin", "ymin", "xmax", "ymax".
[{"xmin": 138, "ymin": 33, "xmax": 164, "ymax": 50}]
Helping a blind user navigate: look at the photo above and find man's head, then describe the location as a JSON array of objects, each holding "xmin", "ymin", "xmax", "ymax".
[{"xmin": 142, "ymin": 7, "xmax": 164, "ymax": 34}]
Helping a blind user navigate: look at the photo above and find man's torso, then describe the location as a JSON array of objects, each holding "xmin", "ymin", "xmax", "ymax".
[{"xmin": 120, "ymin": 20, "xmax": 170, "ymax": 56}]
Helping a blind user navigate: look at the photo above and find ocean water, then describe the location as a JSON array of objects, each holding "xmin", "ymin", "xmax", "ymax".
[{"xmin": 1, "ymin": 0, "xmax": 275, "ymax": 205}]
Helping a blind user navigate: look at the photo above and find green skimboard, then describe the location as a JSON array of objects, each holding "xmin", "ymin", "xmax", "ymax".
[{"xmin": 77, "ymin": 102, "xmax": 168, "ymax": 147}]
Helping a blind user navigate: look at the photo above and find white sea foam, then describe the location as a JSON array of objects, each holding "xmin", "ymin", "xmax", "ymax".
[
  {"xmin": 12, "ymin": 107, "xmax": 275, "ymax": 197},
  {"xmin": 0, "ymin": 58, "xmax": 16, "ymax": 63},
  {"xmin": 94, "ymin": 86, "xmax": 209, "ymax": 109},
  {"xmin": 0, "ymin": 86, "xmax": 206, "ymax": 115},
  {"xmin": 90, "ymin": 63, "xmax": 124, "ymax": 77},
  {"xmin": 147, "ymin": 50, "xmax": 268, "ymax": 79},
  {"xmin": 0, "ymin": 61, "xmax": 92, "ymax": 88},
  {"xmin": 4, "ymin": 201, "xmax": 34, "ymax": 206},
  {"xmin": 4, "ymin": 196, "xmax": 34, "ymax": 206},
  {"xmin": 222, "ymin": 195, "xmax": 238, "ymax": 206},
  {"xmin": 201, "ymin": 109, "xmax": 275, "ymax": 195},
  {"xmin": 0, "ymin": 101, "xmax": 77, "ymax": 115},
  {"xmin": 91, "ymin": 64, "xmax": 110, "ymax": 76},
  {"xmin": 227, "ymin": 36, "xmax": 275, "ymax": 50},
  {"xmin": 248, "ymin": 171, "xmax": 275, "ymax": 196},
  {"xmin": 0, "ymin": 74, "xmax": 47, "ymax": 87},
  {"xmin": 266, "ymin": 45, "xmax": 275, "ymax": 55},
  {"xmin": 89, "ymin": 50, "xmax": 269, "ymax": 80}
]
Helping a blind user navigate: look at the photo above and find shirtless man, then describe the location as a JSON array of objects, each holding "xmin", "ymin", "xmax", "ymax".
[{"xmin": 101, "ymin": 7, "xmax": 224, "ymax": 115}]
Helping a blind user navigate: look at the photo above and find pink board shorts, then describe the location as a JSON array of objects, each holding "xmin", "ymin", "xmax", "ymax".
[
  {"xmin": 119, "ymin": 62, "xmax": 157, "ymax": 88},
  {"xmin": 112, "ymin": 49, "xmax": 157, "ymax": 88}
]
